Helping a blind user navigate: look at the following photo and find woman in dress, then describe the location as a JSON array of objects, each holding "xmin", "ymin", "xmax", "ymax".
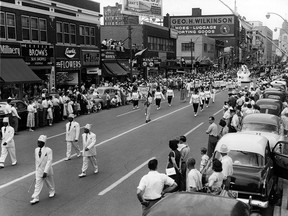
[
  {"xmin": 189, "ymin": 88, "xmax": 201, "ymax": 117},
  {"xmin": 206, "ymin": 159, "xmax": 225, "ymax": 195},
  {"xmin": 131, "ymin": 86, "xmax": 140, "ymax": 109},
  {"xmin": 166, "ymin": 139, "xmax": 181, "ymax": 191},
  {"xmin": 154, "ymin": 86, "xmax": 165, "ymax": 110},
  {"xmin": 27, "ymin": 100, "xmax": 35, "ymax": 132}
]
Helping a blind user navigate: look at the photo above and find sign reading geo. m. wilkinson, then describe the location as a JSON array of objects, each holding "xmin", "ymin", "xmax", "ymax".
[
  {"xmin": 55, "ymin": 46, "xmax": 81, "ymax": 71},
  {"xmin": 170, "ymin": 15, "xmax": 235, "ymax": 36}
]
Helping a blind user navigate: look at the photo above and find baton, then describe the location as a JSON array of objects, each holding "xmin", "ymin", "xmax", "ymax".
[{"xmin": 28, "ymin": 179, "xmax": 36, "ymax": 193}]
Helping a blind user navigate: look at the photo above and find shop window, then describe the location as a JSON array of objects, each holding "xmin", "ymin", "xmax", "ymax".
[
  {"xmin": 182, "ymin": 43, "xmax": 194, "ymax": 52},
  {"xmin": 79, "ymin": 25, "xmax": 85, "ymax": 44},
  {"xmin": 70, "ymin": 24, "xmax": 76, "ymax": 44},
  {"xmin": 22, "ymin": 16, "xmax": 30, "ymax": 40},
  {"xmin": 39, "ymin": 19, "xmax": 47, "ymax": 42},
  {"xmin": 6, "ymin": 13, "xmax": 16, "ymax": 40},
  {"xmin": 90, "ymin": 27, "xmax": 95, "ymax": 45},
  {"xmin": 1, "ymin": 12, "xmax": 6, "ymax": 39},
  {"xmin": 56, "ymin": 22, "xmax": 63, "ymax": 43},
  {"xmin": 63, "ymin": 22, "xmax": 69, "ymax": 43},
  {"xmin": 31, "ymin": 17, "xmax": 39, "ymax": 41},
  {"xmin": 204, "ymin": 43, "xmax": 207, "ymax": 52}
]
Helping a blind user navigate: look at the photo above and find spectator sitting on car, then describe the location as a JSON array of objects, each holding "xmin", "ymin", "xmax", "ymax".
[{"xmin": 110, "ymin": 96, "xmax": 117, "ymax": 107}]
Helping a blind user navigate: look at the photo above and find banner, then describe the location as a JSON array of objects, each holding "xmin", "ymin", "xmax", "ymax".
[{"xmin": 122, "ymin": 0, "xmax": 162, "ymax": 17}]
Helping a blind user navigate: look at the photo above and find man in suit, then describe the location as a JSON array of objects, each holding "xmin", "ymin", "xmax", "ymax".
[
  {"xmin": 0, "ymin": 117, "xmax": 17, "ymax": 168},
  {"xmin": 79, "ymin": 124, "xmax": 98, "ymax": 178},
  {"xmin": 65, "ymin": 114, "xmax": 81, "ymax": 161},
  {"xmin": 30, "ymin": 135, "xmax": 55, "ymax": 205}
]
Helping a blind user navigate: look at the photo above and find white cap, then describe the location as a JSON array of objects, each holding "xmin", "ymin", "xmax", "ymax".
[
  {"xmin": 38, "ymin": 135, "xmax": 47, "ymax": 143},
  {"xmin": 219, "ymin": 144, "xmax": 229, "ymax": 153},
  {"xmin": 84, "ymin": 124, "xmax": 91, "ymax": 130},
  {"xmin": 3, "ymin": 117, "xmax": 9, "ymax": 123},
  {"xmin": 68, "ymin": 114, "xmax": 75, "ymax": 118}
]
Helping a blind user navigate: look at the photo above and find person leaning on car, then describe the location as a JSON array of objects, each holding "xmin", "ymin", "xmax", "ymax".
[
  {"xmin": 219, "ymin": 144, "xmax": 233, "ymax": 190},
  {"xmin": 137, "ymin": 159, "xmax": 177, "ymax": 216}
]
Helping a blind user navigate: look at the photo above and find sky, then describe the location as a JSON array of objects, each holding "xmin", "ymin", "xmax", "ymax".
[{"xmin": 94, "ymin": 0, "xmax": 288, "ymax": 39}]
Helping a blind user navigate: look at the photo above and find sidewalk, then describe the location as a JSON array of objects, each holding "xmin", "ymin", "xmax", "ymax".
[{"xmin": 273, "ymin": 178, "xmax": 288, "ymax": 216}]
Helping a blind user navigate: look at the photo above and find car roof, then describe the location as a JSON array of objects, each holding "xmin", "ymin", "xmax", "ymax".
[
  {"xmin": 256, "ymin": 98, "xmax": 282, "ymax": 105},
  {"xmin": 146, "ymin": 192, "xmax": 250, "ymax": 216},
  {"xmin": 216, "ymin": 133, "xmax": 268, "ymax": 157},
  {"xmin": 242, "ymin": 113, "xmax": 280, "ymax": 126}
]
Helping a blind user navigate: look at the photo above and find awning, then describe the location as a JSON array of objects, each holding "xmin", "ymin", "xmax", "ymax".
[
  {"xmin": 117, "ymin": 60, "xmax": 139, "ymax": 75},
  {"xmin": 0, "ymin": 58, "xmax": 41, "ymax": 83},
  {"xmin": 103, "ymin": 62, "xmax": 128, "ymax": 76}
]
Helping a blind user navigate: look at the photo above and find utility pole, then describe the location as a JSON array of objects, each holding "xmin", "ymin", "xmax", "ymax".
[
  {"xmin": 128, "ymin": 25, "xmax": 133, "ymax": 81},
  {"xmin": 191, "ymin": 39, "xmax": 193, "ymax": 73}
]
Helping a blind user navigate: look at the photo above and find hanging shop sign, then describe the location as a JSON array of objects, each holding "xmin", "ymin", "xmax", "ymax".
[
  {"xmin": 55, "ymin": 46, "xmax": 81, "ymax": 71},
  {"xmin": 0, "ymin": 42, "xmax": 21, "ymax": 57},
  {"xmin": 21, "ymin": 44, "xmax": 53, "ymax": 66},
  {"xmin": 82, "ymin": 49, "xmax": 100, "ymax": 66},
  {"xmin": 170, "ymin": 15, "xmax": 235, "ymax": 36},
  {"xmin": 101, "ymin": 50, "xmax": 116, "ymax": 60}
]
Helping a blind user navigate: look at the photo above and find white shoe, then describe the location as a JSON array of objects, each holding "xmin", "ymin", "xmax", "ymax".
[
  {"xmin": 77, "ymin": 153, "xmax": 81, "ymax": 158},
  {"xmin": 194, "ymin": 114, "xmax": 196, "ymax": 117},
  {"xmin": 94, "ymin": 168, "xmax": 99, "ymax": 174},
  {"xmin": 12, "ymin": 162, "xmax": 17, "ymax": 166},
  {"xmin": 30, "ymin": 198, "xmax": 39, "ymax": 205},
  {"xmin": 79, "ymin": 172, "xmax": 86, "ymax": 178},
  {"xmin": 64, "ymin": 158, "xmax": 71, "ymax": 161},
  {"xmin": 49, "ymin": 192, "xmax": 55, "ymax": 198},
  {"xmin": 206, "ymin": 105, "xmax": 208, "ymax": 108}
]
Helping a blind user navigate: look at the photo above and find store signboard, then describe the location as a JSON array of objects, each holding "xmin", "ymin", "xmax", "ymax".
[
  {"xmin": 0, "ymin": 43, "xmax": 21, "ymax": 57},
  {"xmin": 170, "ymin": 15, "xmax": 235, "ymax": 36},
  {"xmin": 21, "ymin": 44, "xmax": 53, "ymax": 66},
  {"xmin": 122, "ymin": 0, "xmax": 162, "ymax": 17},
  {"xmin": 82, "ymin": 49, "xmax": 100, "ymax": 66},
  {"xmin": 56, "ymin": 46, "xmax": 81, "ymax": 71}
]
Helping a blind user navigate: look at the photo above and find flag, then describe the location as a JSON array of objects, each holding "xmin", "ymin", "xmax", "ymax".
[{"xmin": 135, "ymin": 48, "xmax": 147, "ymax": 56}]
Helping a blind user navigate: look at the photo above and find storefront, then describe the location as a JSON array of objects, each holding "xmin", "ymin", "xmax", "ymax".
[
  {"xmin": 21, "ymin": 43, "xmax": 54, "ymax": 94},
  {"xmin": 81, "ymin": 48, "xmax": 101, "ymax": 87},
  {"xmin": 55, "ymin": 46, "xmax": 81, "ymax": 88},
  {"xmin": 0, "ymin": 42, "xmax": 41, "ymax": 100}
]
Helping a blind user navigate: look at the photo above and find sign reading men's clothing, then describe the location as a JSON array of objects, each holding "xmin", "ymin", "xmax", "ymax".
[{"xmin": 55, "ymin": 46, "xmax": 81, "ymax": 71}]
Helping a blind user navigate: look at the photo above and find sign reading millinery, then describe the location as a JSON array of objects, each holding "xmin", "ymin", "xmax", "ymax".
[
  {"xmin": 82, "ymin": 50, "xmax": 100, "ymax": 66},
  {"xmin": 170, "ymin": 15, "xmax": 235, "ymax": 36},
  {"xmin": 56, "ymin": 46, "xmax": 81, "ymax": 71},
  {"xmin": 21, "ymin": 44, "xmax": 53, "ymax": 66},
  {"xmin": 122, "ymin": 0, "xmax": 162, "ymax": 17},
  {"xmin": 0, "ymin": 43, "xmax": 21, "ymax": 57}
]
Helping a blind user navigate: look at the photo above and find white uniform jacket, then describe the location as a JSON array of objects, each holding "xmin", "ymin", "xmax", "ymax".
[
  {"xmin": 82, "ymin": 132, "xmax": 97, "ymax": 157},
  {"xmin": 65, "ymin": 121, "xmax": 80, "ymax": 141},
  {"xmin": 34, "ymin": 146, "xmax": 54, "ymax": 178},
  {"xmin": 1, "ymin": 126, "xmax": 15, "ymax": 148}
]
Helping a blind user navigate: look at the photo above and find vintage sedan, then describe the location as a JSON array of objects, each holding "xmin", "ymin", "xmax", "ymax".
[
  {"xmin": 255, "ymin": 98, "xmax": 283, "ymax": 116},
  {"xmin": 263, "ymin": 89, "xmax": 286, "ymax": 102},
  {"xmin": 240, "ymin": 113, "xmax": 283, "ymax": 150},
  {"xmin": 202, "ymin": 133, "xmax": 276, "ymax": 209},
  {"xmin": 145, "ymin": 192, "xmax": 251, "ymax": 216},
  {"xmin": 0, "ymin": 100, "xmax": 28, "ymax": 131},
  {"xmin": 95, "ymin": 87, "xmax": 125, "ymax": 108}
]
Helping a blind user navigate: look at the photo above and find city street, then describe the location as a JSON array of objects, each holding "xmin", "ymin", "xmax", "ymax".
[{"xmin": 0, "ymin": 90, "xmax": 274, "ymax": 216}]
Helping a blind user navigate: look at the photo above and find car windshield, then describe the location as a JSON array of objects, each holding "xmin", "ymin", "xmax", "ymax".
[
  {"xmin": 97, "ymin": 89, "xmax": 104, "ymax": 95},
  {"xmin": 241, "ymin": 123, "xmax": 278, "ymax": 134},
  {"xmin": 227, "ymin": 150, "xmax": 264, "ymax": 167}
]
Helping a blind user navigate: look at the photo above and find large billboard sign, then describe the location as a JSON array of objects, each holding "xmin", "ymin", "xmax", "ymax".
[
  {"xmin": 170, "ymin": 15, "xmax": 235, "ymax": 36},
  {"xmin": 122, "ymin": 0, "xmax": 162, "ymax": 17}
]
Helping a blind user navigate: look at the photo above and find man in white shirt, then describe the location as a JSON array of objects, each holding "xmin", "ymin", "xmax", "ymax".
[
  {"xmin": 186, "ymin": 158, "xmax": 202, "ymax": 192},
  {"xmin": 137, "ymin": 159, "xmax": 177, "ymax": 216},
  {"xmin": 65, "ymin": 114, "xmax": 81, "ymax": 161},
  {"xmin": 219, "ymin": 144, "xmax": 233, "ymax": 189}
]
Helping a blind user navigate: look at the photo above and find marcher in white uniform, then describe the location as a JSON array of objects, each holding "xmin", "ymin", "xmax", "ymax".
[
  {"xmin": 30, "ymin": 135, "xmax": 55, "ymax": 204},
  {"xmin": 0, "ymin": 117, "xmax": 17, "ymax": 168},
  {"xmin": 79, "ymin": 124, "xmax": 98, "ymax": 177},
  {"xmin": 166, "ymin": 86, "xmax": 175, "ymax": 106},
  {"xmin": 65, "ymin": 114, "xmax": 81, "ymax": 160}
]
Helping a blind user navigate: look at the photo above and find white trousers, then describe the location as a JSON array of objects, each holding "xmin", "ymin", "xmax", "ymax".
[
  {"xmin": 32, "ymin": 175, "xmax": 55, "ymax": 200},
  {"xmin": 81, "ymin": 156, "xmax": 98, "ymax": 173},
  {"xmin": 66, "ymin": 141, "xmax": 80, "ymax": 158},
  {"xmin": 211, "ymin": 93, "xmax": 216, "ymax": 102},
  {"xmin": 0, "ymin": 146, "xmax": 17, "ymax": 165}
]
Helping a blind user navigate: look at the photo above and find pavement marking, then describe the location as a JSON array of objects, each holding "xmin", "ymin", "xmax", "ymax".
[
  {"xmin": 184, "ymin": 122, "xmax": 204, "ymax": 136},
  {"xmin": 0, "ymin": 104, "xmax": 192, "ymax": 190},
  {"xmin": 98, "ymin": 157, "xmax": 156, "ymax": 196},
  {"xmin": 213, "ymin": 108, "xmax": 223, "ymax": 116},
  {"xmin": 117, "ymin": 109, "xmax": 141, "ymax": 117}
]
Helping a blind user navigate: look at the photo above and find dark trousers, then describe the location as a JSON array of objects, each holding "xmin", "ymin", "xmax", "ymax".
[
  {"xmin": 167, "ymin": 96, "xmax": 172, "ymax": 104},
  {"xmin": 142, "ymin": 198, "xmax": 161, "ymax": 216},
  {"xmin": 155, "ymin": 98, "xmax": 161, "ymax": 107},
  {"xmin": 193, "ymin": 103, "xmax": 199, "ymax": 113},
  {"xmin": 106, "ymin": 99, "xmax": 110, "ymax": 109},
  {"xmin": 207, "ymin": 135, "xmax": 218, "ymax": 157},
  {"xmin": 11, "ymin": 116, "xmax": 18, "ymax": 132},
  {"xmin": 133, "ymin": 100, "xmax": 139, "ymax": 107}
]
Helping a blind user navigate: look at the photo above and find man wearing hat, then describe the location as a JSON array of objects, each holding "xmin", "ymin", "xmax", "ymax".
[
  {"xmin": 30, "ymin": 135, "xmax": 55, "ymax": 204},
  {"xmin": 0, "ymin": 117, "xmax": 17, "ymax": 168},
  {"xmin": 65, "ymin": 114, "xmax": 81, "ymax": 161},
  {"xmin": 219, "ymin": 144, "xmax": 233, "ymax": 190},
  {"xmin": 79, "ymin": 124, "xmax": 98, "ymax": 178}
]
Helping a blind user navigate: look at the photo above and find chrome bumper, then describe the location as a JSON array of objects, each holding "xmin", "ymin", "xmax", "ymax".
[{"xmin": 237, "ymin": 198, "xmax": 269, "ymax": 208}]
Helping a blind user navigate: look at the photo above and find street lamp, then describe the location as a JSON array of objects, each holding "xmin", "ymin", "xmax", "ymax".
[
  {"xmin": 274, "ymin": 27, "xmax": 288, "ymax": 35},
  {"xmin": 266, "ymin": 12, "xmax": 288, "ymax": 23}
]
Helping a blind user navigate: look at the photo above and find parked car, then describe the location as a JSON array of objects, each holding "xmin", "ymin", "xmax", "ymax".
[
  {"xmin": 263, "ymin": 89, "xmax": 286, "ymax": 102},
  {"xmin": 96, "ymin": 87, "xmax": 125, "ymax": 108},
  {"xmin": 270, "ymin": 80, "xmax": 287, "ymax": 92},
  {"xmin": 145, "ymin": 192, "xmax": 251, "ymax": 216},
  {"xmin": 240, "ymin": 113, "xmax": 283, "ymax": 150},
  {"xmin": 256, "ymin": 98, "xmax": 283, "ymax": 116},
  {"xmin": 271, "ymin": 141, "xmax": 288, "ymax": 180},
  {"xmin": 86, "ymin": 94, "xmax": 104, "ymax": 111},
  {"xmin": 202, "ymin": 133, "xmax": 277, "ymax": 209},
  {"xmin": 0, "ymin": 100, "xmax": 28, "ymax": 131}
]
